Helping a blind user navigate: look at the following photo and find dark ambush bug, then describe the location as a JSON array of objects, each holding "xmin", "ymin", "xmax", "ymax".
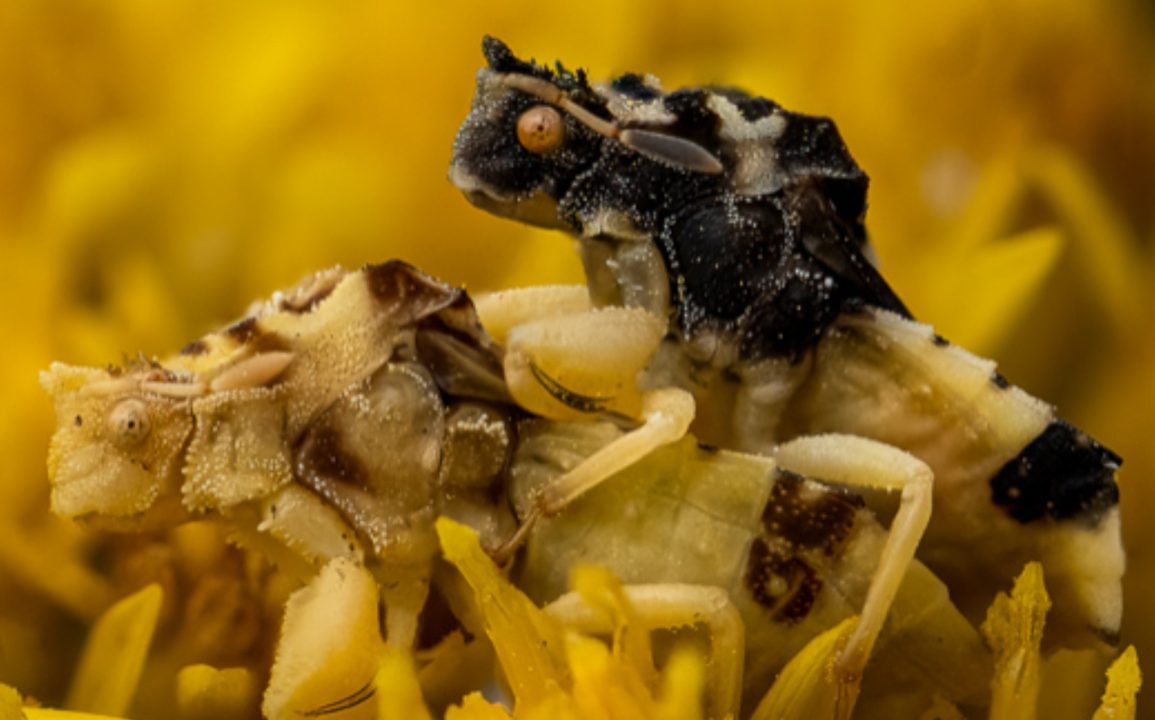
[{"xmin": 449, "ymin": 34, "xmax": 1123, "ymax": 660}]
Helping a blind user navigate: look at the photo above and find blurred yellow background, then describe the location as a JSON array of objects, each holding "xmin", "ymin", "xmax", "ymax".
[{"xmin": 1, "ymin": 0, "xmax": 1153, "ymax": 716}]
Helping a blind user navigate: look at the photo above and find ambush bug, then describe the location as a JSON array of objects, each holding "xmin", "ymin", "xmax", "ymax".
[
  {"xmin": 42, "ymin": 261, "xmax": 521, "ymax": 649},
  {"xmin": 449, "ymin": 35, "xmax": 1124, "ymax": 669},
  {"xmin": 46, "ymin": 263, "xmax": 990, "ymax": 718}
]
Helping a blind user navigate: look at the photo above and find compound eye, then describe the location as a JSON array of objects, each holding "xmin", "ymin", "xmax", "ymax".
[
  {"xmin": 108, "ymin": 399, "xmax": 151, "ymax": 449},
  {"xmin": 516, "ymin": 105, "xmax": 565, "ymax": 154}
]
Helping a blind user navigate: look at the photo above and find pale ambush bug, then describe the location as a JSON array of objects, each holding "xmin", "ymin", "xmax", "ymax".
[
  {"xmin": 41, "ymin": 261, "xmax": 522, "ymax": 650},
  {"xmin": 45, "ymin": 263, "xmax": 990, "ymax": 717},
  {"xmin": 449, "ymin": 35, "xmax": 1123, "ymax": 660}
]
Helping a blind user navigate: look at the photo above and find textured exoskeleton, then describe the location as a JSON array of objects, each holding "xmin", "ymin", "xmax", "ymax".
[
  {"xmin": 42, "ymin": 261, "xmax": 519, "ymax": 645},
  {"xmin": 448, "ymin": 36, "xmax": 1123, "ymax": 651}
]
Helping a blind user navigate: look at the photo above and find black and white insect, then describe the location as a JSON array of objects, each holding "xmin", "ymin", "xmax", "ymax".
[{"xmin": 449, "ymin": 36, "xmax": 1124, "ymax": 662}]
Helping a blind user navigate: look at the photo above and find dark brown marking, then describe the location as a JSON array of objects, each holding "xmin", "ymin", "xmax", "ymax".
[
  {"xmin": 281, "ymin": 284, "xmax": 335, "ymax": 315},
  {"xmin": 364, "ymin": 261, "xmax": 461, "ymax": 323},
  {"xmin": 745, "ymin": 537, "xmax": 822, "ymax": 624},
  {"xmin": 529, "ymin": 361, "xmax": 610, "ymax": 413},
  {"xmin": 931, "ymin": 333, "xmax": 949, "ymax": 347},
  {"xmin": 251, "ymin": 332, "xmax": 291, "ymax": 354},
  {"xmin": 74, "ymin": 414, "xmax": 83, "ymax": 427},
  {"xmin": 1095, "ymin": 627, "xmax": 1122, "ymax": 647},
  {"xmin": 415, "ymin": 322, "xmax": 511, "ymax": 403},
  {"xmin": 296, "ymin": 424, "xmax": 367, "ymax": 488},
  {"xmin": 301, "ymin": 680, "xmax": 376, "ymax": 717},
  {"xmin": 991, "ymin": 371, "xmax": 1010, "ymax": 389},
  {"xmin": 225, "ymin": 317, "xmax": 261, "ymax": 344},
  {"xmin": 763, "ymin": 472, "xmax": 863, "ymax": 555},
  {"xmin": 179, "ymin": 338, "xmax": 209, "ymax": 356}
]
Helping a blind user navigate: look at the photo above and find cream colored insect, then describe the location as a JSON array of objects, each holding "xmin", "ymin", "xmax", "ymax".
[
  {"xmin": 42, "ymin": 261, "xmax": 519, "ymax": 649},
  {"xmin": 43, "ymin": 261, "xmax": 997, "ymax": 718}
]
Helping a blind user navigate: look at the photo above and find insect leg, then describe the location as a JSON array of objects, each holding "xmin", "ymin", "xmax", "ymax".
[
  {"xmin": 493, "ymin": 386, "xmax": 694, "ymax": 562},
  {"xmin": 531, "ymin": 387, "xmax": 694, "ymax": 513},
  {"xmin": 376, "ymin": 563, "xmax": 431, "ymax": 649},
  {"xmin": 486, "ymin": 301, "xmax": 692, "ymax": 558},
  {"xmin": 774, "ymin": 434, "xmax": 933, "ymax": 682},
  {"xmin": 545, "ymin": 583, "xmax": 744, "ymax": 719},
  {"xmin": 472, "ymin": 285, "xmax": 591, "ymax": 345}
]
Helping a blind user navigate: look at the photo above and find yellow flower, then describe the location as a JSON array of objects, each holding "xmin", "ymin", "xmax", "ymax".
[
  {"xmin": 437, "ymin": 518, "xmax": 710, "ymax": 720},
  {"xmin": 2, "ymin": 0, "xmax": 1153, "ymax": 717}
]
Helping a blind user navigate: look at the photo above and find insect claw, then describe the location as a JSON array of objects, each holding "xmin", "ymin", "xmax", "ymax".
[{"xmin": 489, "ymin": 508, "xmax": 541, "ymax": 566}]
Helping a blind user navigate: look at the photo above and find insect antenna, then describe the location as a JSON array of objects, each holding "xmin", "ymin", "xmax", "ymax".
[{"xmin": 501, "ymin": 73, "xmax": 723, "ymax": 175}]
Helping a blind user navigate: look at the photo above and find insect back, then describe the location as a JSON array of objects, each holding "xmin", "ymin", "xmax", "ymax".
[
  {"xmin": 41, "ymin": 262, "xmax": 521, "ymax": 568},
  {"xmin": 450, "ymin": 37, "xmax": 909, "ymax": 364}
]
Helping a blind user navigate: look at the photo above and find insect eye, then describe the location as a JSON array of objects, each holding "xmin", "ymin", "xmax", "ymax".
[
  {"xmin": 107, "ymin": 399, "xmax": 151, "ymax": 449},
  {"xmin": 516, "ymin": 105, "xmax": 565, "ymax": 154}
]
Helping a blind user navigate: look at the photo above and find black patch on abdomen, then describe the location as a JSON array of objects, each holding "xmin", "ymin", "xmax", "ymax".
[
  {"xmin": 745, "ymin": 537, "xmax": 822, "ymax": 624},
  {"xmin": 744, "ymin": 472, "xmax": 865, "ymax": 624},
  {"xmin": 762, "ymin": 472, "xmax": 864, "ymax": 554},
  {"xmin": 990, "ymin": 419, "xmax": 1121, "ymax": 525}
]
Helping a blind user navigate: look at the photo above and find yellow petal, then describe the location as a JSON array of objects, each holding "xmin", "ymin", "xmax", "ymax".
[
  {"xmin": 749, "ymin": 617, "xmax": 859, "ymax": 720},
  {"xmin": 1026, "ymin": 147, "xmax": 1144, "ymax": 335},
  {"xmin": 175, "ymin": 665, "xmax": 259, "ymax": 720},
  {"xmin": 569, "ymin": 565, "xmax": 656, "ymax": 687},
  {"xmin": 917, "ymin": 695, "xmax": 967, "ymax": 720},
  {"xmin": 65, "ymin": 583, "xmax": 162, "ymax": 716},
  {"xmin": 981, "ymin": 562, "xmax": 1051, "ymax": 720},
  {"xmin": 375, "ymin": 646, "xmax": 432, "ymax": 720},
  {"xmin": 0, "ymin": 684, "xmax": 25, "ymax": 720},
  {"xmin": 26, "ymin": 711, "xmax": 130, "ymax": 720},
  {"xmin": 1091, "ymin": 645, "xmax": 1141, "ymax": 720},
  {"xmin": 0, "ymin": 521, "xmax": 113, "ymax": 621},
  {"xmin": 938, "ymin": 227, "xmax": 1064, "ymax": 354},
  {"xmin": 517, "ymin": 691, "xmax": 581, "ymax": 720},
  {"xmin": 444, "ymin": 693, "xmax": 513, "ymax": 720},
  {"xmin": 436, "ymin": 517, "xmax": 568, "ymax": 709},
  {"xmin": 415, "ymin": 632, "xmax": 496, "ymax": 712},
  {"xmin": 654, "ymin": 648, "xmax": 707, "ymax": 720},
  {"xmin": 566, "ymin": 631, "xmax": 652, "ymax": 719}
]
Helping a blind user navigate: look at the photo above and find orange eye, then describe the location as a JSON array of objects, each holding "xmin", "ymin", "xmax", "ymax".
[{"xmin": 516, "ymin": 105, "xmax": 564, "ymax": 154}]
